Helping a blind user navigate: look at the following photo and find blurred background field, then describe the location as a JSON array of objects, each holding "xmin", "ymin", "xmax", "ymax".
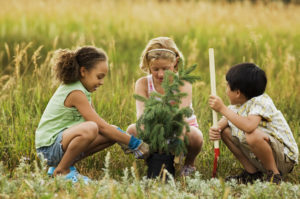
[{"xmin": 0, "ymin": 0, "xmax": 299, "ymax": 197}]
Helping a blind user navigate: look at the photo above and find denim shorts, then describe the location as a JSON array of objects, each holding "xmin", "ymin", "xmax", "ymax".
[{"xmin": 37, "ymin": 131, "xmax": 65, "ymax": 166}]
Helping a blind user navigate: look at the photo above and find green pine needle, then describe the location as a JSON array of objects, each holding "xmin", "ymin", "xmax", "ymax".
[{"xmin": 136, "ymin": 63, "xmax": 200, "ymax": 155}]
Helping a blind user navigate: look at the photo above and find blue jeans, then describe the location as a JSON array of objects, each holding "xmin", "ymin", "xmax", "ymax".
[
  {"xmin": 37, "ymin": 130, "xmax": 85, "ymax": 166},
  {"xmin": 37, "ymin": 131, "xmax": 65, "ymax": 166}
]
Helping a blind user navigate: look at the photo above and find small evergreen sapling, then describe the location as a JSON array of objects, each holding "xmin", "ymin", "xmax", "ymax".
[{"xmin": 134, "ymin": 64, "xmax": 200, "ymax": 156}]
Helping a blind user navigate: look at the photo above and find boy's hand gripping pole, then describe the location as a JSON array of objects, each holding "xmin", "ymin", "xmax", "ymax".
[{"xmin": 209, "ymin": 48, "xmax": 219, "ymax": 178}]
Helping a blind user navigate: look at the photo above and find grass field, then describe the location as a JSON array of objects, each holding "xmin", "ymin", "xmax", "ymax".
[{"xmin": 0, "ymin": 0, "xmax": 299, "ymax": 198}]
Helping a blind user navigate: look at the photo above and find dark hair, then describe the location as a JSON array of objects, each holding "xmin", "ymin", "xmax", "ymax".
[
  {"xmin": 226, "ymin": 63, "xmax": 267, "ymax": 99},
  {"xmin": 54, "ymin": 46, "xmax": 107, "ymax": 84}
]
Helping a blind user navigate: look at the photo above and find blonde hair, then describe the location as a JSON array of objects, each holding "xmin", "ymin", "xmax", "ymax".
[{"xmin": 139, "ymin": 37, "xmax": 184, "ymax": 73}]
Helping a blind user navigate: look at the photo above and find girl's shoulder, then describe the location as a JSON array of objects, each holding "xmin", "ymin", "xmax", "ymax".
[
  {"xmin": 59, "ymin": 81, "xmax": 91, "ymax": 101},
  {"xmin": 135, "ymin": 76, "xmax": 148, "ymax": 93},
  {"xmin": 179, "ymin": 80, "xmax": 192, "ymax": 92},
  {"xmin": 135, "ymin": 76, "xmax": 148, "ymax": 87}
]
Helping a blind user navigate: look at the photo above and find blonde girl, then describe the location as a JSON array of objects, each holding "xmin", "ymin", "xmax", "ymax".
[{"xmin": 127, "ymin": 37, "xmax": 203, "ymax": 176}]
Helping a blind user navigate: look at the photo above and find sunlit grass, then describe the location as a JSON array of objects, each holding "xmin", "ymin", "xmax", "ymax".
[
  {"xmin": 1, "ymin": 153, "xmax": 299, "ymax": 198},
  {"xmin": 0, "ymin": 0, "xmax": 299, "ymax": 197}
]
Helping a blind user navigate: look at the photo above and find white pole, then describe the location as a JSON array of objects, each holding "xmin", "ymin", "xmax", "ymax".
[{"xmin": 209, "ymin": 48, "xmax": 219, "ymax": 149}]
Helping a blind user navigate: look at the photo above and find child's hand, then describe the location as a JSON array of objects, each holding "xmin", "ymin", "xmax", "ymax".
[
  {"xmin": 209, "ymin": 127, "xmax": 221, "ymax": 140},
  {"xmin": 209, "ymin": 95, "xmax": 225, "ymax": 113}
]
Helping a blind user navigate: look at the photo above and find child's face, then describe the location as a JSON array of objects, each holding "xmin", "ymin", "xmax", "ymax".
[
  {"xmin": 226, "ymin": 83, "xmax": 239, "ymax": 105},
  {"xmin": 80, "ymin": 61, "xmax": 108, "ymax": 92},
  {"xmin": 149, "ymin": 59, "xmax": 176, "ymax": 84}
]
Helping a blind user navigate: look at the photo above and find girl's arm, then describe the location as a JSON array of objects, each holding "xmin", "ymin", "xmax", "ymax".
[
  {"xmin": 179, "ymin": 81, "xmax": 198, "ymax": 125},
  {"xmin": 179, "ymin": 81, "xmax": 193, "ymax": 109},
  {"xmin": 65, "ymin": 90, "xmax": 131, "ymax": 144},
  {"xmin": 135, "ymin": 77, "xmax": 148, "ymax": 119},
  {"xmin": 209, "ymin": 95, "xmax": 261, "ymax": 133}
]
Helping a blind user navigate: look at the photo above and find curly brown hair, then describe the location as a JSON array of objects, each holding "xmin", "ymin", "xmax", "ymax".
[{"xmin": 54, "ymin": 46, "xmax": 107, "ymax": 84}]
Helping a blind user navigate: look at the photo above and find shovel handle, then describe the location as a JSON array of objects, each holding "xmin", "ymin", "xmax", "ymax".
[{"xmin": 209, "ymin": 48, "xmax": 219, "ymax": 149}]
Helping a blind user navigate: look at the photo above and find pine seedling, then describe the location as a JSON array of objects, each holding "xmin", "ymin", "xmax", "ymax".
[{"xmin": 134, "ymin": 64, "xmax": 200, "ymax": 156}]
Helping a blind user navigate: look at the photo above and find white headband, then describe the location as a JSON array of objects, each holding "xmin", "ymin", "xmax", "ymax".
[{"xmin": 147, "ymin": 48, "xmax": 176, "ymax": 56}]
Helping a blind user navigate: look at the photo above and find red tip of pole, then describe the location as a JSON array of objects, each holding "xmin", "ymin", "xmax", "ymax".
[{"xmin": 212, "ymin": 148, "xmax": 220, "ymax": 178}]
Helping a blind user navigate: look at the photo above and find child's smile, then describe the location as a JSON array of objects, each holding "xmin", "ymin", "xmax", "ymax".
[{"xmin": 80, "ymin": 61, "xmax": 108, "ymax": 92}]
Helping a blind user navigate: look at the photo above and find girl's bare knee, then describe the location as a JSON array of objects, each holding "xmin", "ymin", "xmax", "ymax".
[
  {"xmin": 126, "ymin": 124, "xmax": 137, "ymax": 136},
  {"xmin": 188, "ymin": 127, "xmax": 203, "ymax": 148},
  {"xmin": 84, "ymin": 121, "xmax": 98, "ymax": 130},
  {"xmin": 111, "ymin": 125, "xmax": 118, "ymax": 128},
  {"xmin": 82, "ymin": 121, "xmax": 98, "ymax": 141}
]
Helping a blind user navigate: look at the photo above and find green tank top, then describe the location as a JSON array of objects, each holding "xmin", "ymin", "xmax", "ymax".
[{"xmin": 35, "ymin": 81, "xmax": 91, "ymax": 149}]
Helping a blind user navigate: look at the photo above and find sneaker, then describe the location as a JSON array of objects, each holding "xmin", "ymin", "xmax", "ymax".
[
  {"xmin": 47, "ymin": 167, "xmax": 56, "ymax": 176},
  {"xmin": 47, "ymin": 166, "xmax": 90, "ymax": 184},
  {"xmin": 180, "ymin": 165, "xmax": 196, "ymax": 176},
  {"xmin": 47, "ymin": 166, "xmax": 76, "ymax": 176},
  {"xmin": 225, "ymin": 170, "xmax": 263, "ymax": 184},
  {"xmin": 133, "ymin": 142, "xmax": 149, "ymax": 159},
  {"xmin": 65, "ymin": 169, "xmax": 79, "ymax": 183},
  {"xmin": 265, "ymin": 170, "xmax": 282, "ymax": 184},
  {"xmin": 65, "ymin": 167, "xmax": 90, "ymax": 184}
]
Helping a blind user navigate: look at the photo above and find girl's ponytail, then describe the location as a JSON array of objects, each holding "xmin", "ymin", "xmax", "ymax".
[
  {"xmin": 53, "ymin": 46, "xmax": 107, "ymax": 84},
  {"xmin": 54, "ymin": 49, "xmax": 80, "ymax": 84}
]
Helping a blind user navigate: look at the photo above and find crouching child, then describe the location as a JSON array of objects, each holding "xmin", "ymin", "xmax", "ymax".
[{"xmin": 208, "ymin": 62, "xmax": 298, "ymax": 184}]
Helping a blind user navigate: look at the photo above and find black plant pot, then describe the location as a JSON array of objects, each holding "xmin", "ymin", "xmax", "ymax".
[{"xmin": 146, "ymin": 153, "xmax": 175, "ymax": 179}]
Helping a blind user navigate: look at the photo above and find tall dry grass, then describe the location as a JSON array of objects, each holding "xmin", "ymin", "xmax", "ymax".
[{"xmin": 0, "ymin": 0, "xmax": 299, "ymax": 184}]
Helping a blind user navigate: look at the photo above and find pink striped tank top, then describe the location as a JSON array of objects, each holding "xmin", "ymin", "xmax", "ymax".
[{"xmin": 147, "ymin": 75, "xmax": 199, "ymax": 128}]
